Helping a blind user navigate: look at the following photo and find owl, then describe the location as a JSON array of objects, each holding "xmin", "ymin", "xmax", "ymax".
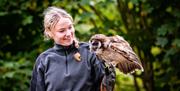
[{"xmin": 89, "ymin": 34, "xmax": 144, "ymax": 74}]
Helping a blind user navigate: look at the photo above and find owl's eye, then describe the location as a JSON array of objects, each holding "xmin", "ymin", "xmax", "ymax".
[{"xmin": 92, "ymin": 41, "xmax": 99, "ymax": 46}]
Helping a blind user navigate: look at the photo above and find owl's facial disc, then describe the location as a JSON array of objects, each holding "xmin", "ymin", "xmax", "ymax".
[{"xmin": 91, "ymin": 40, "xmax": 101, "ymax": 51}]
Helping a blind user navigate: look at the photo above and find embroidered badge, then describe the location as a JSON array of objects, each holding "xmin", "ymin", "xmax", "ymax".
[{"xmin": 74, "ymin": 52, "xmax": 81, "ymax": 62}]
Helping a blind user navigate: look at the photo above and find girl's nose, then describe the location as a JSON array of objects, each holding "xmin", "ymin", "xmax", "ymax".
[{"xmin": 65, "ymin": 29, "xmax": 71, "ymax": 37}]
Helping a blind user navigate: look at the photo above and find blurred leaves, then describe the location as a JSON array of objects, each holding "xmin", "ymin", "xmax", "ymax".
[
  {"xmin": 0, "ymin": 52, "xmax": 34, "ymax": 91},
  {"xmin": 0, "ymin": 0, "xmax": 180, "ymax": 91},
  {"xmin": 151, "ymin": 46, "xmax": 161, "ymax": 56},
  {"xmin": 172, "ymin": 39, "xmax": 180, "ymax": 48},
  {"xmin": 156, "ymin": 37, "xmax": 168, "ymax": 47}
]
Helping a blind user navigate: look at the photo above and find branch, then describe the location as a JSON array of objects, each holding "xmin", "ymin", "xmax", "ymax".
[
  {"xmin": 77, "ymin": 3, "xmax": 98, "ymax": 28},
  {"xmin": 89, "ymin": 5, "xmax": 105, "ymax": 22}
]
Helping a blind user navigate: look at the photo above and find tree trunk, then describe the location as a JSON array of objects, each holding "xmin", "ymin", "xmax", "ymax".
[{"xmin": 116, "ymin": 0, "xmax": 155, "ymax": 91}]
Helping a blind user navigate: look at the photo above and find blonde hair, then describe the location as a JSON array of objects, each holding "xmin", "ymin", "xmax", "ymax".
[{"xmin": 43, "ymin": 6, "xmax": 73, "ymax": 40}]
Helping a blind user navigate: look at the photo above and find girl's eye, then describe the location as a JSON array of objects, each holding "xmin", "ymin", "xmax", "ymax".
[
  {"xmin": 69, "ymin": 26, "xmax": 72, "ymax": 29},
  {"xmin": 59, "ymin": 29, "xmax": 65, "ymax": 33}
]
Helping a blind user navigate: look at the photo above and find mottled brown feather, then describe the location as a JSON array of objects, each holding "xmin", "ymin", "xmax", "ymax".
[{"xmin": 89, "ymin": 34, "xmax": 144, "ymax": 74}]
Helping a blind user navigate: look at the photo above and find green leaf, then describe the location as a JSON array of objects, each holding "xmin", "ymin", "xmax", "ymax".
[
  {"xmin": 130, "ymin": 0, "xmax": 139, "ymax": 5},
  {"xmin": 0, "ymin": 12, "xmax": 8, "ymax": 16},
  {"xmin": 143, "ymin": 3, "xmax": 154, "ymax": 13},
  {"xmin": 157, "ymin": 23, "xmax": 176, "ymax": 36},
  {"xmin": 4, "ymin": 62, "xmax": 14, "ymax": 68},
  {"xmin": 75, "ymin": 24, "xmax": 93, "ymax": 34},
  {"xmin": 151, "ymin": 46, "xmax": 162, "ymax": 56},
  {"xmin": 166, "ymin": 6, "xmax": 172, "ymax": 13},
  {"xmin": 172, "ymin": 9, "xmax": 180, "ymax": 18},
  {"xmin": 156, "ymin": 37, "xmax": 168, "ymax": 47},
  {"xmin": 3, "ymin": 71, "xmax": 15, "ymax": 78},
  {"xmin": 22, "ymin": 15, "xmax": 33, "ymax": 25},
  {"xmin": 128, "ymin": 2, "xmax": 134, "ymax": 10},
  {"xmin": 80, "ymin": 0, "xmax": 90, "ymax": 5},
  {"xmin": 165, "ymin": 48, "xmax": 177, "ymax": 57},
  {"xmin": 172, "ymin": 39, "xmax": 180, "ymax": 48},
  {"xmin": 157, "ymin": 25, "xmax": 168, "ymax": 36}
]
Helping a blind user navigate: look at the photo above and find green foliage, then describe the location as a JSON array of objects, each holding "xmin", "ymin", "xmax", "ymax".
[
  {"xmin": 0, "ymin": 0, "xmax": 180, "ymax": 91},
  {"xmin": 115, "ymin": 69, "xmax": 145, "ymax": 91},
  {"xmin": 0, "ymin": 52, "xmax": 34, "ymax": 91}
]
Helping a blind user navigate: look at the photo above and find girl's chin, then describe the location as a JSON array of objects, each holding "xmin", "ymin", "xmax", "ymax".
[{"xmin": 62, "ymin": 41, "xmax": 74, "ymax": 46}]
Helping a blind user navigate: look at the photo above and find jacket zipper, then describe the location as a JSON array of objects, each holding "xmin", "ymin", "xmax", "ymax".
[{"xmin": 65, "ymin": 50, "xmax": 68, "ymax": 74}]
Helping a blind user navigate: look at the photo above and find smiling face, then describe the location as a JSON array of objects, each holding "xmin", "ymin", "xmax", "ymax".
[{"xmin": 48, "ymin": 17, "xmax": 75, "ymax": 46}]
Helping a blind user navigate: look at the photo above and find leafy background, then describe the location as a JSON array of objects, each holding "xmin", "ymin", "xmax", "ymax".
[{"xmin": 0, "ymin": 0, "xmax": 179, "ymax": 91}]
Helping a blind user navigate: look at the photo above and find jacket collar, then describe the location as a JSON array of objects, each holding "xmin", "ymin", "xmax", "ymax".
[{"xmin": 53, "ymin": 42, "xmax": 77, "ymax": 52}]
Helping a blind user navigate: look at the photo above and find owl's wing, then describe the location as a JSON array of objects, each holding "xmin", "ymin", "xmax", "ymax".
[{"xmin": 108, "ymin": 35, "xmax": 144, "ymax": 74}]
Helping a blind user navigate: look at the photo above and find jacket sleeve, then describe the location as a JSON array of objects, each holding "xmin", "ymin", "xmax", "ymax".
[
  {"xmin": 90, "ymin": 53, "xmax": 116, "ymax": 91},
  {"xmin": 30, "ymin": 54, "xmax": 46, "ymax": 91},
  {"xmin": 89, "ymin": 52, "xmax": 105, "ymax": 91},
  {"xmin": 101, "ymin": 64, "xmax": 116, "ymax": 91}
]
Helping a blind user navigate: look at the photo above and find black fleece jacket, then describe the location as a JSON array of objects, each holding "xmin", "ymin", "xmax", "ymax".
[{"xmin": 30, "ymin": 42, "xmax": 105, "ymax": 91}]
